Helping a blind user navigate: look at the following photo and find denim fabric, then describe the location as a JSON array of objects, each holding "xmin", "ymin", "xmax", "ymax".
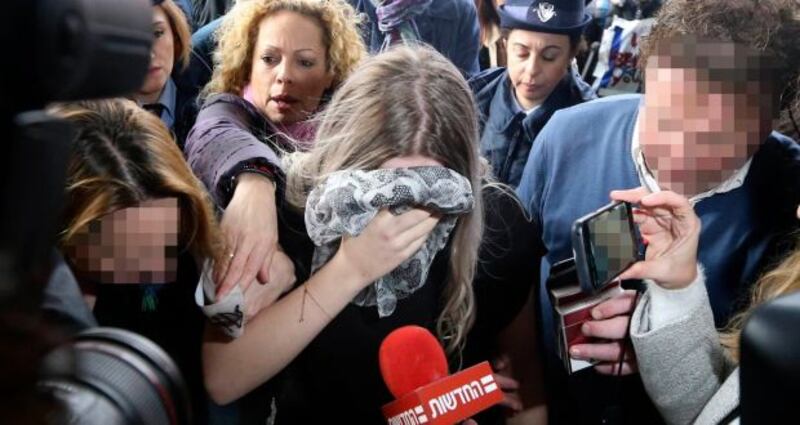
[
  {"xmin": 470, "ymin": 66, "xmax": 594, "ymax": 187},
  {"xmin": 349, "ymin": 0, "xmax": 481, "ymax": 77}
]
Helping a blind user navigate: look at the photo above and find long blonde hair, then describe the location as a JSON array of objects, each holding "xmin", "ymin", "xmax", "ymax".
[
  {"xmin": 285, "ymin": 46, "xmax": 485, "ymax": 355},
  {"xmin": 51, "ymin": 99, "xmax": 223, "ymax": 265},
  {"xmin": 720, "ymin": 238, "xmax": 800, "ymax": 362},
  {"xmin": 202, "ymin": 0, "xmax": 365, "ymax": 99}
]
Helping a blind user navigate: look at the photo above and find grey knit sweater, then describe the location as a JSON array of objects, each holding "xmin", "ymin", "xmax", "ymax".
[{"xmin": 630, "ymin": 269, "xmax": 740, "ymax": 425}]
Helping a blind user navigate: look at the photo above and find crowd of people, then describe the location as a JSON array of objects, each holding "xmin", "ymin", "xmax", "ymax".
[{"xmin": 41, "ymin": 0, "xmax": 800, "ymax": 424}]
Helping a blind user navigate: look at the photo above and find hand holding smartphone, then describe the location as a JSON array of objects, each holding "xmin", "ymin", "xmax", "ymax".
[{"xmin": 571, "ymin": 201, "xmax": 643, "ymax": 294}]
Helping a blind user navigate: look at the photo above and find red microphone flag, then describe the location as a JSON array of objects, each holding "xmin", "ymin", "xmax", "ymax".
[{"xmin": 379, "ymin": 326, "xmax": 504, "ymax": 425}]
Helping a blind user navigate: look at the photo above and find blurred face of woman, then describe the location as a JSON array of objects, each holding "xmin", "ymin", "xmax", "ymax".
[
  {"xmin": 248, "ymin": 10, "xmax": 334, "ymax": 124},
  {"xmin": 66, "ymin": 198, "xmax": 180, "ymax": 284},
  {"xmin": 137, "ymin": 6, "xmax": 175, "ymax": 104},
  {"xmin": 505, "ymin": 29, "xmax": 573, "ymax": 110}
]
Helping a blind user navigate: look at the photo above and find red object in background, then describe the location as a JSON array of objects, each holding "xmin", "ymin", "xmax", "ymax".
[
  {"xmin": 379, "ymin": 326, "xmax": 449, "ymax": 399},
  {"xmin": 379, "ymin": 326, "xmax": 503, "ymax": 425}
]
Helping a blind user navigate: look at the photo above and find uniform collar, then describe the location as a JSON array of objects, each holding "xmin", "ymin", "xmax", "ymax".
[
  {"xmin": 488, "ymin": 71, "xmax": 580, "ymax": 133},
  {"xmin": 139, "ymin": 78, "xmax": 176, "ymax": 129},
  {"xmin": 488, "ymin": 71, "xmax": 526, "ymax": 133}
]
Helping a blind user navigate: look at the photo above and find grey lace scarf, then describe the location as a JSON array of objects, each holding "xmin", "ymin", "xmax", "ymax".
[{"xmin": 305, "ymin": 166, "xmax": 474, "ymax": 317}]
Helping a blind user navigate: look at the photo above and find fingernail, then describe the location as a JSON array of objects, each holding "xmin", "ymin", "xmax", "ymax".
[
  {"xmin": 591, "ymin": 308, "xmax": 603, "ymax": 320},
  {"xmin": 582, "ymin": 323, "xmax": 591, "ymax": 335},
  {"xmin": 570, "ymin": 347, "xmax": 582, "ymax": 358}
]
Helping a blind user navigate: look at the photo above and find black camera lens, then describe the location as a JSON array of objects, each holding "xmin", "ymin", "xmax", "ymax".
[{"xmin": 39, "ymin": 328, "xmax": 191, "ymax": 425}]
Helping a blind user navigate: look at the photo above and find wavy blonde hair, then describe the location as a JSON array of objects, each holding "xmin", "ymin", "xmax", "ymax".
[
  {"xmin": 719, "ymin": 238, "xmax": 800, "ymax": 363},
  {"xmin": 51, "ymin": 99, "xmax": 223, "ymax": 265},
  {"xmin": 202, "ymin": 0, "xmax": 366, "ymax": 99},
  {"xmin": 285, "ymin": 46, "xmax": 485, "ymax": 355}
]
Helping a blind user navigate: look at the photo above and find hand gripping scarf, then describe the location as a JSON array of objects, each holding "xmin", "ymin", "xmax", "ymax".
[{"xmin": 305, "ymin": 166, "xmax": 474, "ymax": 317}]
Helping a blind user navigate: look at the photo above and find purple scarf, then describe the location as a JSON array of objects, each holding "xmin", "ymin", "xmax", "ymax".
[{"xmin": 370, "ymin": 0, "xmax": 434, "ymax": 51}]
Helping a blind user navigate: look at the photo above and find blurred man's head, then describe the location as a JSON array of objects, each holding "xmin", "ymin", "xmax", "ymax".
[{"xmin": 637, "ymin": 0, "xmax": 800, "ymax": 197}]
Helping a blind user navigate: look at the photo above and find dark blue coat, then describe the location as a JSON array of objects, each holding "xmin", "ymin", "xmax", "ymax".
[
  {"xmin": 348, "ymin": 0, "xmax": 481, "ymax": 78},
  {"xmin": 470, "ymin": 67, "xmax": 594, "ymax": 187}
]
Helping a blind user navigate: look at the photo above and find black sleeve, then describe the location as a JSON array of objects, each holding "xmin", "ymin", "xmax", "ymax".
[{"xmin": 467, "ymin": 185, "xmax": 545, "ymax": 357}]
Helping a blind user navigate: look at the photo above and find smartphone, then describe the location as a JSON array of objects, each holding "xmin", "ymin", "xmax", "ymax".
[{"xmin": 571, "ymin": 201, "xmax": 641, "ymax": 294}]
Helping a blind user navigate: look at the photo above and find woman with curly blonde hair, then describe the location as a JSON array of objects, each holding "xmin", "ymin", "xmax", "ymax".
[{"xmin": 185, "ymin": 0, "xmax": 366, "ymax": 304}]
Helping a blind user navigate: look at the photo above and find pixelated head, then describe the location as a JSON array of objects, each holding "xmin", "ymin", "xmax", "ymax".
[
  {"xmin": 50, "ymin": 99, "xmax": 222, "ymax": 284},
  {"xmin": 67, "ymin": 198, "xmax": 181, "ymax": 284},
  {"xmin": 637, "ymin": 0, "xmax": 800, "ymax": 196}
]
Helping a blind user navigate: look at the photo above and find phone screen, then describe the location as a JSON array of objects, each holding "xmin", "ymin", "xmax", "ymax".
[{"xmin": 584, "ymin": 202, "xmax": 638, "ymax": 287}]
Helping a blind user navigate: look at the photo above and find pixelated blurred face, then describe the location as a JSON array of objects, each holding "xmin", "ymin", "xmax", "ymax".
[
  {"xmin": 248, "ymin": 10, "xmax": 334, "ymax": 124},
  {"xmin": 640, "ymin": 40, "xmax": 771, "ymax": 197},
  {"xmin": 506, "ymin": 29, "xmax": 573, "ymax": 110},
  {"xmin": 138, "ymin": 6, "xmax": 175, "ymax": 104},
  {"xmin": 67, "ymin": 198, "xmax": 180, "ymax": 284}
]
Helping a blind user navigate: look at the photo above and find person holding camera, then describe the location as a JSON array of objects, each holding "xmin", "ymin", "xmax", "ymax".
[
  {"xmin": 611, "ymin": 187, "xmax": 800, "ymax": 425},
  {"xmin": 515, "ymin": 0, "xmax": 800, "ymax": 422},
  {"xmin": 470, "ymin": 0, "xmax": 596, "ymax": 188}
]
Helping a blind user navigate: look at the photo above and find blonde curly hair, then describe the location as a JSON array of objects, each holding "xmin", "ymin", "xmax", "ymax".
[{"xmin": 202, "ymin": 0, "xmax": 366, "ymax": 99}]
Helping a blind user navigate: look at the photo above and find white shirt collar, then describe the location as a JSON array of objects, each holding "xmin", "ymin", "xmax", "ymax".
[
  {"xmin": 512, "ymin": 92, "xmax": 541, "ymax": 116},
  {"xmin": 630, "ymin": 109, "xmax": 752, "ymax": 204}
]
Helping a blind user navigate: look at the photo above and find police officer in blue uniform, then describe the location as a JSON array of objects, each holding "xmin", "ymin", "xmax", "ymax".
[{"xmin": 470, "ymin": 0, "xmax": 595, "ymax": 187}]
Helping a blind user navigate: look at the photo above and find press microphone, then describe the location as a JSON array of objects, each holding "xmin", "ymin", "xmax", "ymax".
[{"xmin": 379, "ymin": 326, "xmax": 503, "ymax": 425}]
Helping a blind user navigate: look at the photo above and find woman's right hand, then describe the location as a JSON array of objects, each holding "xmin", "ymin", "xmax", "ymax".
[
  {"xmin": 216, "ymin": 173, "xmax": 279, "ymax": 298},
  {"xmin": 613, "ymin": 187, "xmax": 701, "ymax": 289},
  {"xmin": 336, "ymin": 208, "xmax": 440, "ymax": 289}
]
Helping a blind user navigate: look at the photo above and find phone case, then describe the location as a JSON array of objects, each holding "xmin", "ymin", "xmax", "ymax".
[{"xmin": 571, "ymin": 202, "xmax": 638, "ymax": 294}]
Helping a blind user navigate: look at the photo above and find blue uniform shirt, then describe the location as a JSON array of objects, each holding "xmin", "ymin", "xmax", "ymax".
[
  {"xmin": 516, "ymin": 94, "xmax": 800, "ymax": 423},
  {"xmin": 471, "ymin": 67, "xmax": 594, "ymax": 187},
  {"xmin": 348, "ymin": 0, "xmax": 481, "ymax": 77}
]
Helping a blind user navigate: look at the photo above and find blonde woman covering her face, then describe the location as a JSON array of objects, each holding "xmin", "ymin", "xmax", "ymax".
[
  {"xmin": 203, "ymin": 46, "xmax": 543, "ymax": 422},
  {"xmin": 185, "ymin": 0, "xmax": 366, "ymax": 303}
]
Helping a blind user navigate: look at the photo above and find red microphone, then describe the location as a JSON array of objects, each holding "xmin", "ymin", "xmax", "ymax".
[{"xmin": 379, "ymin": 326, "xmax": 503, "ymax": 425}]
